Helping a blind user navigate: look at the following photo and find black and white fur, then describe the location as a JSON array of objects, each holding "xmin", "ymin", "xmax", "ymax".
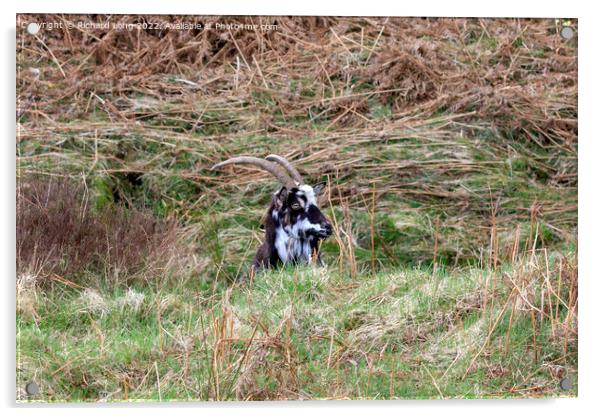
[{"xmin": 252, "ymin": 183, "xmax": 333, "ymax": 271}]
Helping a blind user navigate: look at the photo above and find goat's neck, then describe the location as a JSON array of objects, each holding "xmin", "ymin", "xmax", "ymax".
[{"xmin": 271, "ymin": 209, "xmax": 314, "ymax": 265}]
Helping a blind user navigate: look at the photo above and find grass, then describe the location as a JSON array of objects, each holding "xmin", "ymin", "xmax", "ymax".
[
  {"xmin": 16, "ymin": 15, "xmax": 577, "ymax": 401},
  {"xmin": 17, "ymin": 251, "xmax": 577, "ymax": 401},
  {"xmin": 16, "ymin": 126, "xmax": 577, "ymax": 279}
]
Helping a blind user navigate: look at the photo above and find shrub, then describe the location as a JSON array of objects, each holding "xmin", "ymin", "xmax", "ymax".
[{"xmin": 17, "ymin": 175, "xmax": 181, "ymax": 286}]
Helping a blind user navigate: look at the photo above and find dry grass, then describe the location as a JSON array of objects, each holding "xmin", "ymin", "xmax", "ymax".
[{"xmin": 16, "ymin": 15, "xmax": 577, "ymax": 270}]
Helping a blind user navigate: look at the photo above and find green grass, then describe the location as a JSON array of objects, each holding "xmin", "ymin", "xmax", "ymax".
[{"xmin": 17, "ymin": 258, "xmax": 577, "ymax": 401}]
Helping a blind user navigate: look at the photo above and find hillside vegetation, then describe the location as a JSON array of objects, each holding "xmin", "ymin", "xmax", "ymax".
[{"xmin": 16, "ymin": 16, "xmax": 577, "ymax": 401}]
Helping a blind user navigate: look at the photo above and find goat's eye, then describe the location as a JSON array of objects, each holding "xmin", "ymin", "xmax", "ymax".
[{"xmin": 291, "ymin": 202, "xmax": 301, "ymax": 210}]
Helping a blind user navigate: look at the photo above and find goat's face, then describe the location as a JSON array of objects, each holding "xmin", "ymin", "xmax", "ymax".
[{"xmin": 273, "ymin": 183, "xmax": 333, "ymax": 240}]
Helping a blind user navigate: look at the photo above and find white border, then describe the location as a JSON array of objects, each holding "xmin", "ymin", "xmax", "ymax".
[
  {"xmin": 7, "ymin": 1, "xmax": 583, "ymax": 17},
  {"xmin": 3, "ymin": 1, "xmax": 599, "ymax": 415}
]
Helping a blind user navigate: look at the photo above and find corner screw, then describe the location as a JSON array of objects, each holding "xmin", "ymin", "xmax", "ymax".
[
  {"xmin": 560, "ymin": 27, "xmax": 574, "ymax": 40},
  {"xmin": 559, "ymin": 377, "xmax": 572, "ymax": 391},
  {"xmin": 26, "ymin": 23, "xmax": 40, "ymax": 35},
  {"xmin": 25, "ymin": 381, "xmax": 39, "ymax": 396}
]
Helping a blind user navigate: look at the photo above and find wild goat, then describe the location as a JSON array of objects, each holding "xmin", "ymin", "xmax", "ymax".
[{"xmin": 212, "ymin": 155, "xmax": 333, "ymax": 272}]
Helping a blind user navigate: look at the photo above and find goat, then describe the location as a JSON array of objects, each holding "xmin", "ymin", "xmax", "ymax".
[{"xmin": 212, "ymin": 154, "xmax": 333, "ymax": 273}]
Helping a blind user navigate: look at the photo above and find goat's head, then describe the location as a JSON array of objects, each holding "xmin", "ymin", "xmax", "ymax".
[
  {"xmin": 211, "ymin": 154, "xmax": 333, "ymax": 268},
  {"xmin": 271, "ymin": 182, "xmax": 332, "ymax": 240}
]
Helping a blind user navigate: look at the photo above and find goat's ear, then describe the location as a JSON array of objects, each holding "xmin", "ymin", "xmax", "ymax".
[
  {"xmin": 276, "ymin": 187, "xmax": 289, "ymax": 204},
  {"xmin": 313, "ymin": 182, "xmax": 326, "ymax": 196}
]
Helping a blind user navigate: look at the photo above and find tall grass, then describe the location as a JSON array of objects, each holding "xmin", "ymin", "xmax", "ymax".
[
  {"xmin": 17, "ymin": 248, "xmax": 577, "ymax": 400},
  {"xmin": 17, "ymin": 16, "xmax": 576, "ymax": 273}
]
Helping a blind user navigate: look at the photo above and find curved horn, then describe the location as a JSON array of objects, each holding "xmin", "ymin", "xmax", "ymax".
[
  {"xmin": 211, "ymin": 156, "xmax": 295, "ymax": 188},
  {"xmin": 265, "ymin": 154, "xmax": 304, "ymax": 185}
]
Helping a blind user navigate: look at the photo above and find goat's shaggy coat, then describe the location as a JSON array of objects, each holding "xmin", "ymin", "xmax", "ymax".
[
  {"xmin": 212, "ymin": 155, "xmax": 333, "ymax": 273},
  {"xmin": 253, "ymin": 185, "xmax": 331, "ymax": 269}
]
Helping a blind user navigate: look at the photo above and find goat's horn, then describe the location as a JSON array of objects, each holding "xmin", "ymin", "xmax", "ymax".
[
  {"xmin": 265, "ymin": 154, "xmax": 304, "ymax": 185},
  {"xmin": 211, "ymin": 156, "xmax": 295, "ymax": 189}
]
